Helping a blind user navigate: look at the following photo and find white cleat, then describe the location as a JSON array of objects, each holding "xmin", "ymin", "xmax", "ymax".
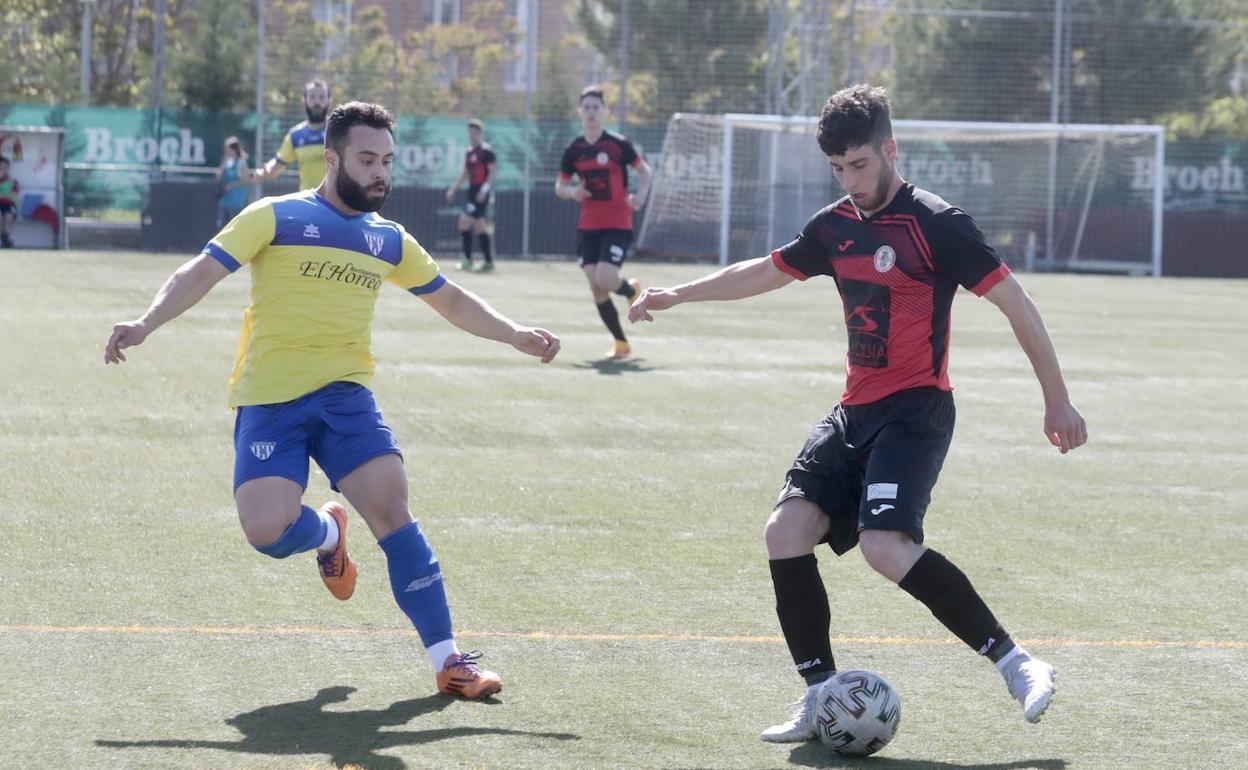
[
  {"xmin": 1001, "ymin": 654, "xmax": 1057, "ymax": 723},
  {"xmin": 760, "ymin": 684, "xmax": 821, "ymax": 743}
]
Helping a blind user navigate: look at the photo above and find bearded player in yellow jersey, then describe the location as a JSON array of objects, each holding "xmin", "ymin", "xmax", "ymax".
[
  {"xmin": 253, "ymin": 79, "xmax": 331, "ymax": 190},
  {"xmin": 105, "ymin": 102, "xmax": 560, "ymax": 699}
]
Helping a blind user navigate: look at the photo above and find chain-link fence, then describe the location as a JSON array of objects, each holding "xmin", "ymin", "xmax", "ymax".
[{"xmin": 3, "ymin": 0, "xmax": 1246, "ymax": 273}]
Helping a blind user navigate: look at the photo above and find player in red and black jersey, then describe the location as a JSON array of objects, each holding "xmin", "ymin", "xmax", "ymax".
[
  {"xmin": 630, "ymin": 85, "xmax": 1086, "ymax": 738},
  {"xmin": 445, "ymin": 119, "xmax": 498, "ymax": 272},
  {"xmin": 556, "ymin": 86, "xmax": 653, "ymax": 359}
]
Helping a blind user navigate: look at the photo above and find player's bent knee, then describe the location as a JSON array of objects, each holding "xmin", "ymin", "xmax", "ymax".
[
  {"xmin": 858, "ymin": 531, "xmax": 921, "ymax": 582},
  {"xmin": 764, "ymin": 505, "xmax": 823, "ymax": 559},
  {"xmin": 238, "ymin": 508, "xmax": 301, "ymax": 554}
]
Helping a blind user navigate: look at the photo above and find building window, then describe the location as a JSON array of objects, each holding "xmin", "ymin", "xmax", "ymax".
[
  {"xmin": 504, "ymin": 0, "xmax": 536, "ymax": 91},
  {"xmin": 424, "ymin": 0, "xmax": 461, "ymax": 26}
]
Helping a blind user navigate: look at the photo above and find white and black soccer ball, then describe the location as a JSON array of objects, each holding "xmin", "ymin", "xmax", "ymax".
[{"xmin": 813, "ymin": 669, "xmax": 901, "ymax": 757}]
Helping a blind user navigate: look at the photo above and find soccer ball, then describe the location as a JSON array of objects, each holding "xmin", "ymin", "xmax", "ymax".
[{"xmin": 813, "ymin": 669, "xmax": 902, "ymax": 757}]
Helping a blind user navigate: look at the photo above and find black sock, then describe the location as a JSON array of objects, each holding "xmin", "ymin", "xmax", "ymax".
[
  {"xmin": 615, "ymin": 278, "xmax": 637, "ymax": 300},
  {"xmin": 461, "ymin": 231, "xmax": 473, "ymax": 261},
  {"xmin": 596, "ymin": 299, "xmax": 627, "ymax": 342},
  {"xmin": 898, "ymin": 549, "xmax": 1012, "ymax": 660},
  {"xmin": 770, "ymin": 555, "xmax": 836, "ymax": 683},
  {"xmin": 477, "ymin": 232, "xmax": 493, "ymax": 263}
]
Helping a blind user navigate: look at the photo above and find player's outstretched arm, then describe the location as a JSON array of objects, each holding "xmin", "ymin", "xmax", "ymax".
[
  {"xmin": 104, "ymin": 254, "xmax": 231, "ymax": 364},
  {"xmin": 477, "ymin": 163, "xmax": 497, "ymax": 203},
  {"xmin": 445, "ymin": 167, "xmax": 468, "ymax": 202},
  {"xmin": 555, "ymin": 176, "xmax": 589, "ymax": 202},
  {"xmin": 251, "ymin": 157, "xmax": 286, "ymax": 185},
  {"xmin": 983, "ymin": 274, "xmax": 1087, "ymax": 454},
  {"xmin": 419, "ymin": 279, "xmax": 560, "ymax": 364},
  {"xmin": 628, "ymin": 158, "xmax": 653, "ymax": 211},
  {"xmin": 628, "ymin": 255, "xmax": 795, "ymax": 324}
]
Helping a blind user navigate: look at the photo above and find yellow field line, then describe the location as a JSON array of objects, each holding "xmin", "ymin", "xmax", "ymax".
[{"xmin": 1, "ymin": 624, "xmax": 1245, "ymax": 650}]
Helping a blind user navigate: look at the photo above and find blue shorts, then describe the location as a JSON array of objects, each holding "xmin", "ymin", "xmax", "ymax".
[{"xmin": 233, "ymin": 382, "xmax": 402, "ymax": 492}]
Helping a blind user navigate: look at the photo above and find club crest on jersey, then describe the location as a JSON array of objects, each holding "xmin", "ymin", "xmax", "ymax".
[
  {"xmin": 874, "ymin": 245, "xmax": 896, "ymax": 272},
  {"xmin": 596, "ymin": 151, "xmax": 609, "ymax": 165},
  {"xmin": 363, "ymin": 232, "xmax": 385, "ymax": 257},
  {"xmin": 250, "ymin": 441, "xmax": 276, "ymax": 461}
]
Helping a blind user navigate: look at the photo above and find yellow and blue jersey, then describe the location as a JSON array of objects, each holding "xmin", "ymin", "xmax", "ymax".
[
  {"xmin": 275, "ymin": 121, "xmax": 327, "ymax": 190},
  {"xmin": 204, "ymin": 190, "xmax": 445, "ymax": 408}
]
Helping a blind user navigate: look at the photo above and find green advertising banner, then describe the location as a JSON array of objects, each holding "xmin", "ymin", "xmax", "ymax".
[{"xmin": 0, "ymin": 103, "xmax": 1241, "ymax": 215}]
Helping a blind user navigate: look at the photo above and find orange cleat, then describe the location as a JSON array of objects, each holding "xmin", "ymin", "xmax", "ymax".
[
  {"xmin": 316, "ymin": 502, "xmax": 357, "ymax": 600},
  {"xmin": 608, "ymin": 340, "xmax": 632, "ymax": 360},
  {"xmin": 436, "ymin": 651, "xmax": 503, "ymax": 699}
]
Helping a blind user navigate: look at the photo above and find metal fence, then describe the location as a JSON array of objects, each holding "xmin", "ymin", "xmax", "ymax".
[{"xmin": 3, "ymin": 0, "xmax": 1246, "ymax": 272}]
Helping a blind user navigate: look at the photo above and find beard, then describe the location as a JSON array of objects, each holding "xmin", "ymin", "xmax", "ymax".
[
  {"xmin": 856, "ymin": 162, "xmax": 897, "ymax": 213},
  {"xmin": 335, "ymin": 168, "xmax": 390, "ymax": 213},
  {"xmin": 305, "ymin": 104, "xmax": 329, "ymax": 123}
]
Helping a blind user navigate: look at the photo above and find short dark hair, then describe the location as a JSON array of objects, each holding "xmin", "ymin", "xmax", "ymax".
[
  {"xmin": 579, "ymin": 85, "xmax": 605, "ymax": 104},
  {"xmin": 326, "ymin": 101, "xmax": 395, "ymax": 155},
  {"xmin": 467, "ymin": 118, "xmax": 484, "ymax": 130},
  {"xmin": 0, "ymin": 156, "xmax": 8, "ymax": 165},
  {"xmin": 816, "ymin": 84, "xmax": 893, "ymax": 157},
  {"xmin": 304, "ymin": 79, "xmax": 331, "ymax": 98}
]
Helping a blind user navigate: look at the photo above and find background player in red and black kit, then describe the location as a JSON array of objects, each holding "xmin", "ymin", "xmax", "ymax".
[
  {"xmin": 445, "ymin": 119, "xmax": 497, "ymax": 272},
  {"xmin": 556, "ymin": 86, "xmax": 653, "ymax": 359},
  {"xmin": 630, "ymin": 84, "xmax": 1087, "ymax": 740}
]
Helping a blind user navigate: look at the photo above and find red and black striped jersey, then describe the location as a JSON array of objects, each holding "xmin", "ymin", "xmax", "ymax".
[
  {"xmin": 558, "ymin": 130, "xmax": 642, "ymax": 231},
  {"xmin": 772, "ymin": 184, "xmax": 1010, "ymax": 406},
  {"xmin": 464, "ymin": 143, "xmax": 496, "ymax": 187}
]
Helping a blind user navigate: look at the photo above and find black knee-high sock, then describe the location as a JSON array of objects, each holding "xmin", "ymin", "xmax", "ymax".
[
  {"xmin": 770, "ymin": 555, "xmax": 836, "ymax": 684},
  {"xmin": 614, "ymin": 278, "xmax": 637, "ymax": 300},
  {"xmin": 461, "ymin": 231, "xmax": 473, "ymax": 260},
  {"xmin": 898, "ymin": 549, "xmax": 1014, "ymax": 661},
  {"xmin": 596, "ymin": 299, "xmax": 627, "ymax": 342},
  {"xmin": 478, "ymin": 232, "xmax": 493, "ymax": 263}
]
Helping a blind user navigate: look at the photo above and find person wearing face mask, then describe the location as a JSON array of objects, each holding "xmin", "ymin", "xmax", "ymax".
[
  {"xmin": 253, "ymin": 79, "xmax": 332, "ymax": 191},
  {"xmin": 104, "ymin": 102, "xmax": 562, "ymax": 701}
]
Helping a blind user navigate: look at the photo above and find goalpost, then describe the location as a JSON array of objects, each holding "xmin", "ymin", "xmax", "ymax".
[{"xmin": 638, "ymin": 114, "xmax": 1165, "ymax": 276}]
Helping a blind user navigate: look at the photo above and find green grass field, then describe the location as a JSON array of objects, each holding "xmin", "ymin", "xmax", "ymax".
[{"xmin": 1, "ymin": 251, "xmax": 1245, "ymax": 770}]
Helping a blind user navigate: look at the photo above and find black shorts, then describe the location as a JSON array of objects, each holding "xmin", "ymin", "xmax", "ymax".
[
  {"xmin": 0, "ymin": 201, "xmax": 13, "ymax": 215},
  {"xmin": 577, "ymin": 228, "xmax": 632, "ymax": 267},
  {"xmin": 463, "ymin": 186, "xmax": 490, "ymax": 219},
  {"xmin": 776, "ymin": 387, "xmax": 955, "ymax": 554}
]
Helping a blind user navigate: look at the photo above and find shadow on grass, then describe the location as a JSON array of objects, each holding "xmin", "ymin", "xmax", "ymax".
[
  {"xmin": 96, "ymin": 685, "xmax": 580, "ymax": 770},
  {"xmin": 571, "ymin": 356, "xmax": 657, "ymax": 375},
  {"xmin": 786, "ymin": 744, "xmax": 1068, "ymax": 770}
]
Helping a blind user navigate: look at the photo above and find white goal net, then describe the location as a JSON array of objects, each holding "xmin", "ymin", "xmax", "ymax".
[{"xmin": 638, "ymin": 114, "xmax": 1164, "ymax": 276}]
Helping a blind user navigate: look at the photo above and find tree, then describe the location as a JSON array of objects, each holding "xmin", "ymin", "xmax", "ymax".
[
  {"xmin": 886, "ymin": 0, "xmax": 1231, "ymax": 126},
  {"xmin": 263, "ymin": 0, "xmax": 332, "ymax": 119},
  {"xmin": 171, "ymin": 0, "xmax": 255, "ymax": 112},
  {"xmin": 398, "ymin": 0, "xmax": 522, "ymax": 117},
  {"xmin": 573, "ymin": 0, "xmax": 770, "ymax": 122},
  {"xmin": 329, "ymin": 4, "xmax": 398, "ymax": 107},
  {"xmin": 1, "ymin": 0, "xmax": 81, "ymax": 106}
]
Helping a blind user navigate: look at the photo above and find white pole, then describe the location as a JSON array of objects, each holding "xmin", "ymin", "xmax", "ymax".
[
  {"xmin": 521, "ymin": 0, "xmax": 537, "ymax": 257},
  {"xmin": 79, "ymin": 0, "xmax": 94, "ymax": 105},
  {"xmin": 254, "ymin": 0, "xmax": 266, "ymax": 179},
  {"xmin": 1043, "ymin": 0, "xmax": 1064, "ymax": 272},
  {"xmin": 719, "ymin": 118, "xmax": 734, "ymax": 266},
  {"xmin": 1152, "ymin": 128, "xmax": 1165, "ymax": 277}
]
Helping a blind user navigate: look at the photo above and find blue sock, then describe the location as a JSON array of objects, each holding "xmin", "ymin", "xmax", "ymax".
[
  {"xmin": 379, "ymin": 521, "xmax": 454, "ymax": 648},
  {"xmin": 254, "ymin": 505, "xmax": 327, "ymax": 559}
]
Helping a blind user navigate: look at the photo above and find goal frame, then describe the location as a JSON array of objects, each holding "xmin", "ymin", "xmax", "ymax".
[{"xmin": 709, "ymin": 114, "xmax": 1165, "ymax": 275}]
